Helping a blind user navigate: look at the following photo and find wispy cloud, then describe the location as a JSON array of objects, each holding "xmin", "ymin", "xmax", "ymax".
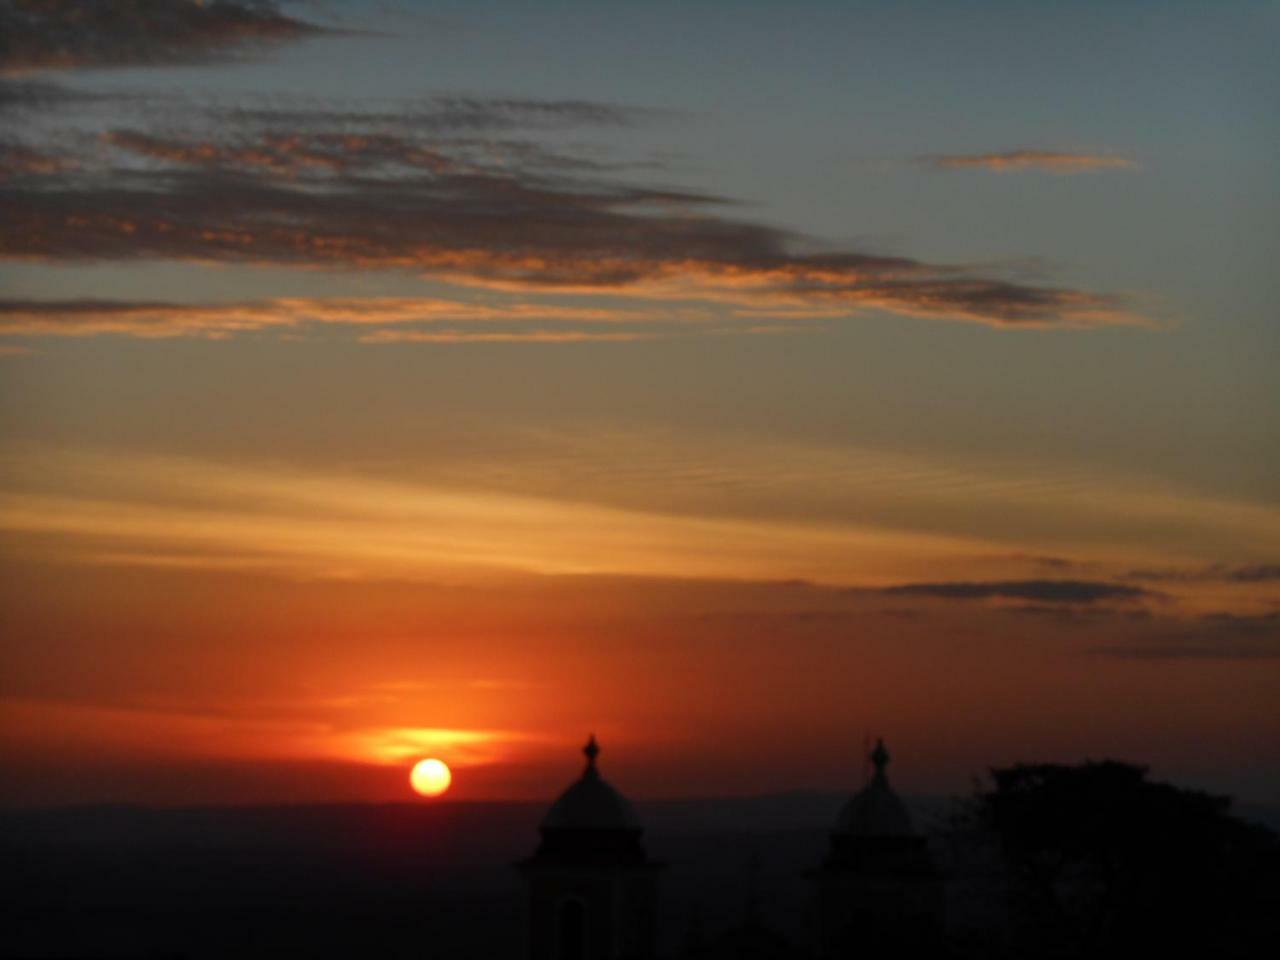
[
  {"xmin": 100, "ymin": 127, "xmax": 637, "ymax": 180},
  {"xmin": 1093, "ymin": 612, "xmax": 1280, "ymax": 660},
  {"xmin": 0, "ymin": 76, "xmax": 118, "ymax": 111},
  {"xmin": 209, "ymin": 96, "xmax": 658, "ymax": 133},
  {"xmin": 920, "ymin": 150, "xmax": 1138, "ymax": 174},
  {"xmin": 0, "ymin": 296, "xmax": 724, "ymax": 342},
  {"xmin": 0, "ymin": 161, "xmax": 1143, "ymax": 329},
  {"xmin": 0, "ymin": 10, "xmax": 1144, "ymax": 337},
  {"xmin": 0, "ymin": 140, "xmax": 74, "ymax": 179},
  {"xmin": 5, "ymin": 443, "xmax": 1280, "ymax": 597},
  {"xmin": 0, "ymin": 0, "xmax": 322, "ymax": 75},
  {"xmin": 0, "ymin": 448, "xmax": 1012, "ymax": 585},
  {"xmin": 0, "ymin": 6, "xmax": 1151, "ymax": 333},
  {"xmin": 880, "ymin": 579, "xmax": 1152, "ymax": 604},
  {"xmin": 1127, "ymin": 563, "xmax": 1280, "ymax": 584},
  {"xmin": 104, "ymin": 129, "xmax": 456, "ymax": 176},
  {"xmin": 358, "ymin": 329, "xmax": 666, "ymax": 344}
]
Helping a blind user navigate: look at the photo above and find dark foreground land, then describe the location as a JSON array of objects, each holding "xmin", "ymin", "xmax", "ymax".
[
  {"xmin": 1, "ymin": 794, "xmax": 855, "ymax": 959},
  {"xmin": 4, "ymin": 792, "xmax": 1278, "ymax": 959}
]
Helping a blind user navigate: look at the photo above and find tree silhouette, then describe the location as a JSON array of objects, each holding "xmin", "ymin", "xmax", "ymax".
[{"xmin": 972, "ymin": 761, "xmax": 1278, "ymax": 959}]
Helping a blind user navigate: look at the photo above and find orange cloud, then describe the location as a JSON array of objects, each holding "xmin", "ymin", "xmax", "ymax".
[
  {"xmin": 0, "ymin": 296, "xmax": 698, "ymax": 340},
  {"xmin": 0, "ymin": 175, "xmax": 1144, "ymax": 329},
  {"xmin": 1, "ymin": 105, "xmax": 1148, "ymax": 330},
  {"xmin": 358, "ymin": 329, "xmax": 665, "ymax": 344},
  {"xmin": 0, "ymin": 81, "xmax": 1155, "ymax": 336},
  {"xmin": 923, "ymin": 150, "xmax": 1138, "ymax": 174}
]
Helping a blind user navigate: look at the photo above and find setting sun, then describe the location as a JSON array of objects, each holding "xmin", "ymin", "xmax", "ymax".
[{"xmin": 409, "ymin": 758, "xmax": 452, "ymax": 798}]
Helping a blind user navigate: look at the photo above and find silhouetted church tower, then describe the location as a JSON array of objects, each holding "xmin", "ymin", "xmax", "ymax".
[
  {"xmin": 518, "ymin": 735, "xmax": 661, "ymax": 960},
  {"xmin": 813, "ymin": 739, "xmax": 943, "ymax": 957}
]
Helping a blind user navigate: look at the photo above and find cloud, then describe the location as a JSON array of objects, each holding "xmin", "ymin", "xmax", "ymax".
[
  {"xmin": 0, "ymin": 68, "xmax": 1142, "ymax": 332},
  {"xmin": 0, "ymin": 76, "xmax": 111, "ymax": 111},
  {"xmin": 0, "ymin": 296, "xmax": 721, "ymax": 341},
  {"xmin": 0, "ymin": 0, "xmax": 321, "ymax": 75},
  {"xmin": 358, "ymin": 329, "xmax": 665, "ymax": 344},
  {"xmin": 920, "ymin": 150, "xmax": 1138, "ymax": 174},
  {"xmin": 1100, "ymin": 642, "xmax": 1280, "ymax": 660},
  {"xmin": 207, "ymin": 97, "xmax": 658, "ymax": 133},
  {"xmin": 1094, "ymin": 612, "xmax": 1280, "ymax": 660},
  {"xmin": 1229, "ymin": 565, "xmax": 1280, "ymax": 582},
  {"xmin": 0, "ymin": 159, "xmax": 1143, "ymax": 329},
  {"xmin": 3, "ymin": 443, "xmax": 1278, "ymax": 628},
  {"xmin": 357, "ymin": 326, "xmax": 798, "ymax": 344},
  {"xmin": 0, "ymin": 448, "xmax": 1005, "ymax": 586},
  {"xmin": 1127, "ymin": 562, "xmax": 1280, "ymax": 584},
  {"xmin": 1007, "ymin": 553, "xmax": 1079, "ymax": 570},
  {"xmin": 880, "ymin": 579, "xmax": 1151, "ymax": 604},
  {"xmin": 0, "ymin": 140, "xmax": 74, "ymax": 179},
  {"xmin": 101, "ymin": 128, "xmax": 627, "ymax": 179},
  {"xmin": 104, "ymin": 128, "xmax": 458, "ymax": 176}
]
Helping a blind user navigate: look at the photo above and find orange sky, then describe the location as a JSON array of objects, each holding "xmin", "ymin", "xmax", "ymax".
[
  {"xmin": 3, "ymin": 535, "xmax": 1277, "ymax": 804},
  {"xmin": 2, "ymin": 1, "xmax": 1277, "ymax": 808}
]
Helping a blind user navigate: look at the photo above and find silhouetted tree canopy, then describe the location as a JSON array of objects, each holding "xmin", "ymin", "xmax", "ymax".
[{"xmin": 973, "ymin": 760, "xmax": 1278, "ymax": 959}]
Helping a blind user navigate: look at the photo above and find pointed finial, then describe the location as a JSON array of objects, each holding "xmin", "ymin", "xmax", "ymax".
[
  {"xmin": 871, "ymin": 737, "xmax": 890, "ymax": 777},
  {"xmin": 583, "ymin": 733, "xmax": 600, "ymax": 772}
]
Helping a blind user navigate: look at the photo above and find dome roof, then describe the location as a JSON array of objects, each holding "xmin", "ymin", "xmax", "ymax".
[
  {"xmin": 541, "ymin": 735, "xmax": 642, "ymax": 832},
  {"xmin": 834, "ymin": 739, "xmax": 915, "ymax": 837}
]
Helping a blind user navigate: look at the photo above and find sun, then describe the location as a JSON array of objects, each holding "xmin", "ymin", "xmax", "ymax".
[{"xmin": 410, "ymin": 758, "xmax": 452, "ymax": 797}]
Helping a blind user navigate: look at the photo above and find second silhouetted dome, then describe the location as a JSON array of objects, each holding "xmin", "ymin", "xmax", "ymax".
[
  {"xmin": 834, "ymin": 738, "xmax": 915, "ymax": 837},
  {"xmin": 541, "ymin": 735, "xmax": 642, "ymax": 832}
]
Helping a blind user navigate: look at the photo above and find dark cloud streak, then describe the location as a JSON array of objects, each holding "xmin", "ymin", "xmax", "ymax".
[
  {"xmin": 0, "ymin": 76, "xmax": 109, "ymax": 110},
  {"xmin": 213, "ymin": 97, "xmax": 656, "ymax": 132},
  {"xmin": 0, "ymin": 11, "xmax": 1142, "ymax": 333},
  {"xmin": 1128, "ymin": 563, "xmax": 1280, "ymax": 584},
  {"xmin": 1093, "ymin": 612, "xmax": 1280, "ymax": 660},
  {"xmin": 100, "ymin": 128, "xmax": 640, "ymax": 179},
  {"xmin": 104, "ymin": 129, "xmax": 457, "ymax": 177},
  {"xmin": 0, "ymin": 157, "xmax": 1139, "ymax": 328},
  {"xmin": 0, "ymin": 139, "xmax": 75, "ymax": 179},
  {"xmin": 880, "ymin": 579, "xmax": 1151, "ymax": 604},
  {"xmin": 0, "ymin": 0, "xmax": 321, "ymax": 74}
]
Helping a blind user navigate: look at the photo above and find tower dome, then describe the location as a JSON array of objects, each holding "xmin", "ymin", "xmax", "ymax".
[
  {"xmin": 541, "ymin": 734, "xmax": 642, "ymax": 831},
  {"xmin": 813, "ymin": 737, "xmax": 945, "ymax": 954},
  {"xmin": 834, "ymin": 738, "xmax": 915, "ymax": 837},
  {"xmin": 519, "ymin": 735, "xmax": 662, "ymax": 959}
]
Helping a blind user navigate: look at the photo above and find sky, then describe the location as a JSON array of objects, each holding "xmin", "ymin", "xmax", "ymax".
[{"xmin": 1, "ymin": 0, "xmax": 1277, "ymax": 807}]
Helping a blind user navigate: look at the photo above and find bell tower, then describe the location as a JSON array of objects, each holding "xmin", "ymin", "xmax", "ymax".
[
  {"xmin": 518, "ymin": 736, "xmax": 661, "ymax": 960},
  {"xmin": 813, "ymin": 739, "xmax": 944, "ymax": 956}
]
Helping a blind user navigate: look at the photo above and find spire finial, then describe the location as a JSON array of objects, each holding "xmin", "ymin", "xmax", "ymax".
[
  {"xmin": 871, "ymin": 737, "xmax": 890, "ymax": 777},
  {"xmin": 583, "ymin": 733, "xmax": 600, "ymax": 772}
]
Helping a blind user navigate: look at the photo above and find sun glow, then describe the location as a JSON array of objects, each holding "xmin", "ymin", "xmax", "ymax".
[
  {"xmin": 344, "ymin": 726, "xmax": 511, "ymax": 766},
  {"xmin": 410, "ymin": 758, "xmax": 452, "ymax": 797}
]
